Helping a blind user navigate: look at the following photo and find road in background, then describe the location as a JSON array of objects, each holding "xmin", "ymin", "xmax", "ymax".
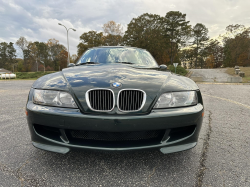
[
  {"xmin": 0, "ymin": 80, "xmax": 249, "ymax": 186},
  {"xmin": 189, "ymin": 69, "xmax": 234, "ymax": 82}
]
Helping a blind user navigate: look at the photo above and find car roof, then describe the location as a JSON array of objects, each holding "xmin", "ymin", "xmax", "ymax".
[{"xmin": 90, "ymin": 46, "xmax": 147, "ymax": 50}]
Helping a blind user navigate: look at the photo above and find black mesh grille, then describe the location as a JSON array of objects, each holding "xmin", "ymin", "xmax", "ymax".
[
  {"xmin": 88, "ymin": 89, "xmax": 114, "ymax": 111},
  {"xmin": 70, "ymin": 130, "xmax": 162, "ymax": 141},
  {"xmin": 118, "ymin": 90, "xmax": 145, "ymax": 111}
]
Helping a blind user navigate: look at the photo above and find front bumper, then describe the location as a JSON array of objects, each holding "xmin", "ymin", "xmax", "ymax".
[{"xmin": 26, "ymin": 102, "xmax": 203, "ymax": 154}]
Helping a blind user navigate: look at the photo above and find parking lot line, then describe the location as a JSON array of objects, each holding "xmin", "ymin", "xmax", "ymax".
[{"xmin": 203, "ymin": 93, "xmax": 250, "ymax": 110}]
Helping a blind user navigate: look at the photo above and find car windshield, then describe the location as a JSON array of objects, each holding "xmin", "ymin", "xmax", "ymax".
[{"xmin": 76, "ymin": 47, "xmax": 158, "ymax": 67}]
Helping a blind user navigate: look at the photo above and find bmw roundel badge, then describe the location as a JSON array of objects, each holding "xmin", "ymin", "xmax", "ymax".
[{"xmin": 112, "ymin": 82, "xmax": 122, "ymax": 88}]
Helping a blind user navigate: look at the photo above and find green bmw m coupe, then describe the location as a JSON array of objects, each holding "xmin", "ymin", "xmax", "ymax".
[{"xmin": 26, "ymin": 46, "xmax": 204, "ymax": 154}]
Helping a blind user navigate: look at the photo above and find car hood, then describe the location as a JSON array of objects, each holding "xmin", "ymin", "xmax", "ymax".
[
  {"xmin": 32, "ymin": 64, "xmax": 198, "ymax": 114},
  {"xmin": 63, "ymin": 64, "xmax": 167, "ymax": 94},
  {"xmin": 61, "ymin": 64, "xmax": 167, "ymax": 114}
]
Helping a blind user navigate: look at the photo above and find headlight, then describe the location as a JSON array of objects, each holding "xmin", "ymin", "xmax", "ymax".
[
  {"xmin": 33, "ymin": 89, "xmax": 78, "ymax": 108},
  {"xmin": 154, "ymin": 91, "xmax": 198, "ymax": 109}
]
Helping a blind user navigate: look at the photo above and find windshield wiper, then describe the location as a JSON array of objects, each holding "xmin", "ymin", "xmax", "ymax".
[
  {"xmin": 76, "ymin": 62, "xmax": 100, "ymax": 66},
  {"xmin": 115, "ymin": 62, "xmax": 134, "ymax": 64}
]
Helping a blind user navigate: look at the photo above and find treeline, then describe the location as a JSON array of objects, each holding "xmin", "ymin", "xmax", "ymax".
[
  {"xmin": 1, "ymin": 11, "xmax": 250, "ymax": 72},
  {"xmin": 77, "ymin": 12, "xmax": 250, "ymax": 68},
  {"xmin": 16, "ymin": 37, "xmax": 72, "ymax": 72},
  {"xmin": 0, "ymin": 37, "xmax": 72, "ymax": 72}
]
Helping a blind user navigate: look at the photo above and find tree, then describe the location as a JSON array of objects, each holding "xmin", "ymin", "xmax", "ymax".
[
  {"xmin": 0, "ymin": 42, "xmax": 8, "ymax": 68},
  {"xmin": 103, "ymin": 34, "xmax": 123, "ymax": 46},
  {"xmin": 179, "ymin": 48, "xmax": 196, "ymax": 68},
  {"xmin": 102, "ymin": 21, "xmax": 123, "ymax": 46},
  {"xmin": 16, "ymin": 58, "xmax": 24, "ymax": 72},
  {"xmin": 192, "ymin": 23, "xmax": 209, "ymax": 68},
  {"xmin": 6, "ymin": 42, "xmax": 17, "ymax": 68},
  {"xmin": 25, "ymin": 42, "xmax": 39, "ymax": 71},
  {"xmin": 35, "ymin": 42, "xmax": 49, "ymax": 69},
  {"xmin": 47, "ymin": 38, "xmax": 67, "ymax": 70},
  {"xmin": 15, "ymin": 36, "xmax": 28, "ymax": 58},
  {"xmin": 0, "ymin": 42, "xmax": 17, "ymax": 70},
  {"xmin": 222, "ymin": 24, "xmax": 250, "ymax": 67},
  {"xmin": 164, "ymin": 11, "xmax": 192, "ymax": 64},
  {"xmin": 70, "ymin": 54, "xmax": 78, "ymax": 63},
  {"xmin": 198, "ymin": 47, "xmax": 209, "ymax": 68},
  {"xmin": 77, "ymin": 31, "xmax": 104, "ymax": 56},
  {"xmin": 206, "ymin": 55, "xmax": 215, "ymax": 68},
  {"xmin": 58, "ymin": 50, "xmax": 68, "ymax": 70},
  {"xmin": 204, "ymin": 39, "xmax": 224, "ymax": 68},
  {"xmin": 103, "ymin": 20, "xmax": 123, "ymax": 35},
  {"xmin": 123, "ymin": 13, "xmax": 169, "ymax": 64}
]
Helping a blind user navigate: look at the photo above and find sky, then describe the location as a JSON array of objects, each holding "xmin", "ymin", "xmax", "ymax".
[{"xmin": 1, "ymin": 0, "xmax": 250, "ymax": 57}]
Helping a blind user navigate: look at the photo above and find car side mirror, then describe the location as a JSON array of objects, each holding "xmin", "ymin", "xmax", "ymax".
[
  {"xmin": 159, "ymin": 64, "xmax": 167, "ymax": 70},
  {"xmin": 68, "ymin": 63, "xmax": 75, "ymax": 68}
]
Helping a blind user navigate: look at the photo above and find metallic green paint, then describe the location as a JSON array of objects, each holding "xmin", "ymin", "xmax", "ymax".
[
  {"xmin": 32, "ymin": 142, "xmax": 70, "ymax": 154},
  {"xmin": 26, "ymin": 99, "xmax": 203, "ymax": 153},
  {"xmin": 32, "ymin": 64, "xmax": 199, "ymax": 115},
  {"xmin": 160, "ymin": 143, "xmax": 197, "ymax": 154},
  {"xmin": 27, "ymin": 47, "xmax": 204, "ymax": 154}
]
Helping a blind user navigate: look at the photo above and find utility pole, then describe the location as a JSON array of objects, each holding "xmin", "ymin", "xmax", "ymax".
[{"xmin": 58, "ymin": 23, "xmax": 76, "ymax": 66}]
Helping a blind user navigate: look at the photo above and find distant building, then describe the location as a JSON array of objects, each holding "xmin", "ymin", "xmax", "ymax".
[{"xmin": 0, "ymin": 68, "xmax": 12, "ymax": 74}]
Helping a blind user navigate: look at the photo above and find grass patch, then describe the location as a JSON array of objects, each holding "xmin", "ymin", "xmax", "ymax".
[
  {"xmin": 15, "ymin": 71, "xmax": 56, "ymax": 79},
  {"xmin": 168, "ymin": 65, "xmax": 188, "ymax": 76},
  {"xmin": 0, "ymin": 78, "xmax": 38, "ymax": 81},
  {"xmin": 225, "ymin": 67, "xmax": 250, "ymax": 83}
]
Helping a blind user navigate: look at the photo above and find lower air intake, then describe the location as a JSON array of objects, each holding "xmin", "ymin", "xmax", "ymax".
[{"xmin": 70, "ymin": 130, "xmax": 162, "ymax": 141}]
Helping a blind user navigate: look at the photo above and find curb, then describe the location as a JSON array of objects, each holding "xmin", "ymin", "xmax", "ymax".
[{"xmin": 185, "ymin": 70, "xmax": 193, "ymax": 78}]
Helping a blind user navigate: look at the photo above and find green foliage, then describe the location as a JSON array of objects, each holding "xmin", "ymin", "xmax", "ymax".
[
  {"xmin": 123, "ymin": 12, "xmax": 192, "ymax": 65},
  {"xmin": 15, "ymin": 36, "xmax": 28, "ymax": 58},
  {"xmin": 75, "ymin": 15, "xmax": 211, "ymax": 68},
  {"xmin": 192, "ymin": 23, "xmax": 209, "ymax": 68},
  {"xmin": 77, "ymin": 31, "xmax": 104, "ymax": 56},
  {"xmin": 102, "ymin": 21, "xmax": 123, "ymax": 46},
  {"xmin": 77, "ymin": 21, "xmax": 124, "ymax": 57},
  {"xmin": 164, "ymin": 11, "xmax": 192, "ymax": 64},
  {"xmin": 222, "ymin": 24, "xmax": 250, "ymax": 67},
  {"xmin": 15, "ymin": 71, "xmax": 56, "ymax": 79},
  {"xmin": 0, "ymin": 42, "xmax": 17, "ymax": 70},
  {"xmin": 203, "ymin": 39, "xmax": 223, "ymax": 68},
  {"xmin": 168, "ymin": 65, "xmax": 187, "ymax": 76},
  {"xmin": 20, "ymin": 38, "xmax": 67, "ymax": 72},
  {"xmin": 16, "ymin": 58, "xmax": 24, "ymax": 72},
  {"xmin": 103, "ymin": 34, "xmax": 123, "ymax": 46},
  {"xmin": 123, "ymin": 13, "xmax": 169, "ymax": 64}
]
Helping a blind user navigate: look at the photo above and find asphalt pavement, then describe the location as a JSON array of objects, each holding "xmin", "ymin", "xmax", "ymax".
[
  {"xmin": 189, "ymin": 69, "xmax": 233, "ymax": 83},
  {"xmin": 0, "ymin": 78, "xmax": 249, "ymax": 187}
]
